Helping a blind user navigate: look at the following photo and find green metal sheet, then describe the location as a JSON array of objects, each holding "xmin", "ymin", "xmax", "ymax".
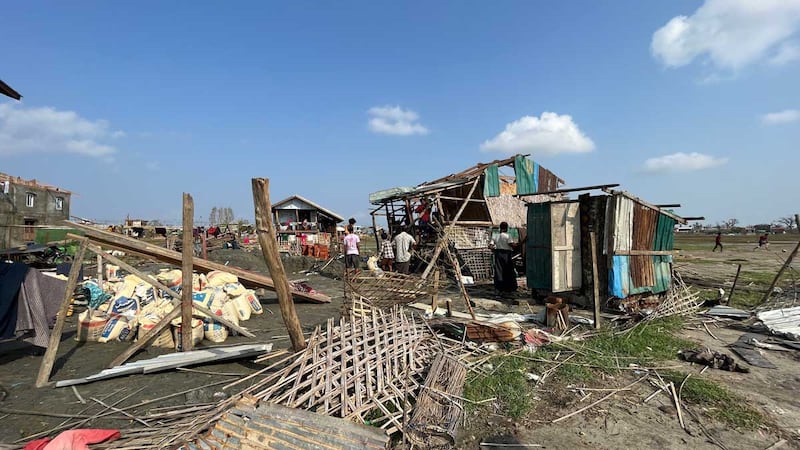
[
  {"xmin": 483, "ymin": 164, "xmax": 500, "ymax": 197},
  {"xmin": 526, "ymin": 203, "xmax": 551, "ymax": 290},
  {"xmin": 652, "ymin": 214, "xmax": 676, "ymax": 293}
]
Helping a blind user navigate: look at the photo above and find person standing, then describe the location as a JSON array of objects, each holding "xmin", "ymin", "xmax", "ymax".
[
  {"xmin": 754, "ymin": 233, "xmax": 769, "ymax": 250},
  {"xmin": 712, "ymin": 232, "xmax": 723, "ymax": 252},
  {"xmin": 379, "ymin": 231, "xmax": 395, "ymax": 272},
  {"xmin": 343, "ymin": 225, "xmax": 360, "ymax": 273},
  {"xmin": 393, "ymin": 227, "xmax": 416, "ymax": 274},
  {"xmin": 490, "ymin": 222, "xmax": 518, "ymax": 294}
]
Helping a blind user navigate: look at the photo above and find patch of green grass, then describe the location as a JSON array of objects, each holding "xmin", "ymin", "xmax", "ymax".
[
  {"xmin": 560, "ymin": 318, "xmax": 695, "ymax": 372},
  {"xmin": 740, "ymin": 271, "xmax": 776, "ymax": 286},
  {"xmin": 729, "ymin": 291, "xmax": 763, "ymax": 308},
  {"xmin": 663, "ymin": 371, "xmax": 764, "ymax": 430},
  {"xmin": 464, "ymin": 356, "xmax": 535, "ymax": 418}
]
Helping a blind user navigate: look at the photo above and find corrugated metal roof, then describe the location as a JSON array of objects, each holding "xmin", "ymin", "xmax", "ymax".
[{"xmin": 757, "ymin": 307, "xmax": 800, "ymax": 341}]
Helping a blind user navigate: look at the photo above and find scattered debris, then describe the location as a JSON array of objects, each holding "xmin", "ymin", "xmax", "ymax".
[
  {"xmin": 705, "ymin": 305, "xmax": 750, "ymax": 319},
  {"xmin": 188, "ymin": 397, "xmax": 389, "ymax": 450},
  {"xmin": 755, "ymin": 306, "xmax": 800, "ymax": 341},
  {"xmin": 729, "ymin": 335, "xmax": 778, "ymax": 369},
  {"xmin": 55, "ymin": 344, "xmax": 273, "ymax": 387},
  {"xmin": 407, "ymin": 354, "xmax": 467, "ymax": 447},
  {"xmin": 678, "ymin": 348, "xmax": 749, "ymax": 373}
]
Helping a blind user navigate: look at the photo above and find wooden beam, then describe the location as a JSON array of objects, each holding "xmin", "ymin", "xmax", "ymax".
[
  {"xmin": 109, "ymin": 305, "xmax": 181, "ymax": 368},
  {"xmin": 613, "ymin": 250, "xmax": 677, "ymax": 256},
  {"xmin": 655, "ymin": 204, "xmax": 681, "ymax": 208},
  {"xmin": 443, "ymin": 242, "xmax": 476, "ymax": 320},
  {"xmin": 728, "ymin": 264, "xmax": 742, "ymax": 304},
  {"xmin": 181, "ymin": 193, "xmax": 194, "ymax": 352},
  {"xmin": 759, "ymin": 235, "xmax": 800, "ymax": 305},
  {"xmin": 516, "ymin": 184, "xmax": 620, "ymax": 197},
  {"xmin": 36, "ymin": 237, "xmax": 89, "ymax": 387},
  {"xmin": 590, "ymin": 232, "xmax": 601, "ymax": 330},
  {"xmin": 680, "ymin": 217, "xmax": 705, "ymax": 221},
  {"xmin": 252, "ymin": 178, "xmax": 306, "ymax": 352},
  {"xmin": 438, "ymin": 196, "xmax": 486, "ymax": 203},
  {"xmin": 63, "ymin": 221, "xmax": 330, "ymax": 303}
]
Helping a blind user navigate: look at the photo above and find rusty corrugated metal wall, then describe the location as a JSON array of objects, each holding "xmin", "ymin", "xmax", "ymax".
[{"xmin": 630, "ymin": 204, "xmax": 658, "ymax": 288}]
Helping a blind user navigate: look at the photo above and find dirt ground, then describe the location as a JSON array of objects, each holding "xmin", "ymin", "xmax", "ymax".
[{"xmin": 1, "ymin": 235, "xmax": 799, "ymax": 449}]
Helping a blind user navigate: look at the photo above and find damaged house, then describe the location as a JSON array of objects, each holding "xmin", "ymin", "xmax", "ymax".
[
  {"xmin": 526, "ymin": 188, "xmax": 688, "ymax": 305},
  {"xmin": 370, "ymin": 154, "xmax": 565, "ymax": 284},
  {"xmin": 0, "ymin": 174, "xmax": 71, "ymax": 249},
  {"xmin": 272, "ymin": 195, "xmax": 343, "ymax": 258}
]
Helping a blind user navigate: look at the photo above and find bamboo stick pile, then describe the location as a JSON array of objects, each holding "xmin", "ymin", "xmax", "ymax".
[{"xmin": 406, "ymin": 353, "xmax": 467, "ymax": 448}]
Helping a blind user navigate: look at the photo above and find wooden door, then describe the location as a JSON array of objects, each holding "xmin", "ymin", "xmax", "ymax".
[{"xmin": 551, "ymin": 202, "xmax": 582, "ymax": 292}]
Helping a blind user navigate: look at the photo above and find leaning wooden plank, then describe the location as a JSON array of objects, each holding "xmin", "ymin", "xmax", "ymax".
[
  {"xmin": 64, "ymin": 221, "xmax": 331, "ymax": 303},
  {"xmin": 56, "ymin": 344, "xmax": 273, "ymax": 387},
  {"xmin": 36, "ymin": 237, "xmax": 89, "ymax": 388}
]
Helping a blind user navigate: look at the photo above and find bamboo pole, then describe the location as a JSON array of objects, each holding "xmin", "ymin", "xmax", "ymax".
[
  {"xmin": 760, "ymin": 239, "xmax": 800, "ymax": 305},
  {"xmin": 36, "ymin": 237, "xmax": 89, "ymax": 387},
  {"xmin": 421, "ymin": 179, "xmax": 481, "ymax": 279},
  {"xmin": 181, "ymin": 193, "xmax": 194, "ymax": 352},
  {"xmin": 96, "ymin": 253, "xmax": 103, "ymax": 286},
  {"xmin": 590, "ymin": 231, "xmax": 601, "ymax": 330},
  {"xmin": 431, "ymin": 269, "xmax": 440, "ymax": 312},
  {"xmin": 727, "ymin": 264, "xmax": 742, "ymax": 304},
  {"xmin": 252, "ymin": 178, "xmax": 306, "ymax": 351}
]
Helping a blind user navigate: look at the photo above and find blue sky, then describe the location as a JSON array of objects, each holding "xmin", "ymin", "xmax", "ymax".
[{"xmin": 1, "ymin": 0, "xmax": 799, "ymax": 227}]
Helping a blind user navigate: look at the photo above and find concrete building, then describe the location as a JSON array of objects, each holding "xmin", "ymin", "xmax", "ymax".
[{"xmin": 0, "ymin": 173, "xmax": 71, "ymax": 248}]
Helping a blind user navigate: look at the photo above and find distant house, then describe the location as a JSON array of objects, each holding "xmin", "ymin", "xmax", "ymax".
[
  {"xmin": 0, "ymin": 173, "xmax": 71, "ymax": 248},
  {"xmin": 271, "ymin": 195, "xmax": 344, "ymax": 257}
]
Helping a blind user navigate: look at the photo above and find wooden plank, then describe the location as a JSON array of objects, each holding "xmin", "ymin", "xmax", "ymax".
[
  {"xmin": 550, "ymin": 202, "xmax": 581, "ymax": 292},
  {"xmin": 590, "ymin": 231, "xmax": 601, "ymax": 330},
  {"xmin": 515, "ymin": 183, "xmax": 620, "ymax": 197},
  {"xmin": 63, "ymin": 220, "xmax": 331, "ymax": 303},
  {"xmin": 252, "ymin": 178, "xmax": 307, "ymax": 351},
  {"xmin": 438, "ymin": 196, "xmax": 486, "ymax": 202},
  {"xmin": 36, "ymin": 237, "xmax": 89, "ymax": 387},
  {"xmin": 613, "ymin": 250, "xmax": 676, "ymax": 256},
  {"xmin": 181, "ymin": 193, "xmax": 194, "ymax": 352}
]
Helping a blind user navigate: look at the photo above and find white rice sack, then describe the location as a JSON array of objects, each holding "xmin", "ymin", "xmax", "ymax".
[
  {"xmin": 75, "ymin": 310, "xmax": 108, "ymax": 342},
  {"xmin": 203, "ymin": 321, "xmax": 229, "ymax": 343},
  {"xmin": 232, "ymin": 295, "xmax": 252, "ymax": 321},
  {"xmin": 223, "ymin": 282, "xmax": 246, "ymax": 298},
  {"xmin": 138, "ymin": 313, "xmax": 174, "ymax": 349},
  {"xmin": 171, "ymin": 318, "xmax": 204, "ymax": 351},
  {"xmin": 98, "ymin": 316, "xmax": 137, "ymax": 343},
  {"xmin": 238, "ymin": 290, "xmax": 263, "ymax": 315},
  {"xmin": 206, "ymin": 270, "xmax": 238, "ymax": 287},
  {"xmin": 156, "ymin": 269, "xmax": 182, "ymax": 288},
  {"xmin": 108, "ymin": 296, "xmax": 139, "ymax": 317}
]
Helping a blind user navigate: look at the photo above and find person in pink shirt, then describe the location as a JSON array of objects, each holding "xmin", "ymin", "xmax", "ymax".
[{"xmin": 343, "ymin": 225, "xmax": 361, "ymax": 273}]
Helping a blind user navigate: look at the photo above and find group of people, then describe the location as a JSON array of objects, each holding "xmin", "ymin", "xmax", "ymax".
[
  {"xmin": 712, "ymin": 232, "xmax": 770, "ymax": 252},
  {"xmin": 342, "ymin": 217, "xmax": 418, "ymax": 276},
  {"xmin": 342, "ymin": 214, "xmax": 522, "ymax": 297}
]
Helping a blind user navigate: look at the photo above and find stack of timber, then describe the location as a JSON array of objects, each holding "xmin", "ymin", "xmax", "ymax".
[{"xmin": 65, "ymin": 221, "xmax": 331, "ymax": 303}]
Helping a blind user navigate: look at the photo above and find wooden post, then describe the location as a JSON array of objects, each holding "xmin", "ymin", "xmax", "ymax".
[
  {"xmin": 96, "ymin": 253, "xmax": 103, "ymax": 286},
  {"xmin": 760, "ymin": 239, "xmax": 800, "ymax": 305},
  {"xmin": 252, "ymin": 178, "xmax": 306, "ymax": 351},
  {"xmin": 589, "ymin": 231, "xmax": 601, "ymax": 330},
  {"xmin": 372, "ymin": 213, "xmax": 380, "ymax": 255},
  {"xmin": 443, "ymin": 243, "xmax": 476, "ymax": 320},
  {"xmin": 431, "ymin": 269, "xmax": 440, "ymax": 312},
  {"xmin": 181, "ymin": 193, "xmax": 194, "ymax": 352},
  {"xmin": 36, "ymin": 238, "xmax": 89, "ymax": 387},
  {"xmin": 728, "ymin": 264, "xmax": 742, "ymax": 304}
]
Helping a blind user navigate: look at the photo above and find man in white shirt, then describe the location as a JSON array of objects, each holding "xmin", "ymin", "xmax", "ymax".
[
  {"xmin": 489, "ymin": 222, "xmax": 518, "ymax": 294},
  {"xmin": 393, "ymin": 227, "xmax": 416, "ymax": 274},
  {"xmin": 343, "ymin": 225, "xmax": 360, "ymax": 273}
]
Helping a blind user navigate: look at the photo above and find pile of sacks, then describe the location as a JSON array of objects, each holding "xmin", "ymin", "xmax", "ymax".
[{"xmin": 76, "ymin": 269, "xmax": 263, "ymax": 349}]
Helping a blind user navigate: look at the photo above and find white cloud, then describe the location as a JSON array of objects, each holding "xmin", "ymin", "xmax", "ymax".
[
  {"xmin": 642, "ymin": 152, "xmax": 728, "ymax": 173},
  {"xmin": 367, "ymin": 105, "xmax": 429, "ymax": 136},
  {"xmin": 0, "ymin": 103, "xmax": 122, "ymax": 157},
  {"xmin": 651, "ymin": 0, "xmax": 800, "ymax": 71},
  {"xmin": 761, "ymin": 109, "xmax": 800, "ymax": 125},
  {"xmin": 480, "ymin": 112, "xmax": 595, "ymax": 156}
]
